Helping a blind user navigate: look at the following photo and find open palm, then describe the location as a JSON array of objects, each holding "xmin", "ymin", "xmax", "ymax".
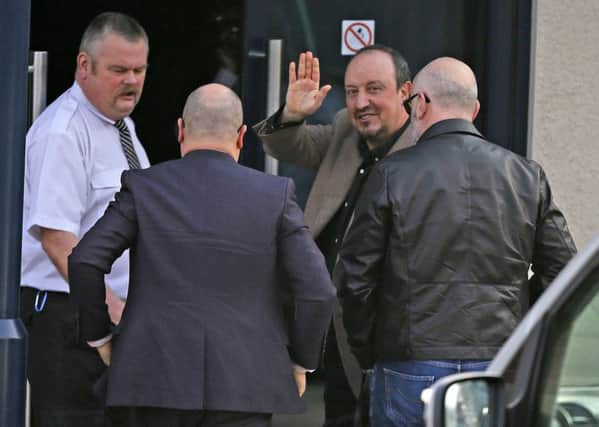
[{"xmin": 284, "ymin": 51, "xmax": 332, "ymax": 121}]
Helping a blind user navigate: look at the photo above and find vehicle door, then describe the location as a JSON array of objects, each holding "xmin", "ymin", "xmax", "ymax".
[{"xmin": 425, "ymin": 235, "xmax": 599, "ymax": 426}]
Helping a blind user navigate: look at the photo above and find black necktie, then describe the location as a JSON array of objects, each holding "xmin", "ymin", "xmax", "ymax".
[{"xmin": 114, "ymin": 119, "xmax": 141, "ymax": 169}]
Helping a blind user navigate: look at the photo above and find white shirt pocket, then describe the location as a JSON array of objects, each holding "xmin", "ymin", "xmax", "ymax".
[{"xmin": 89, "ymin": 168, "xmax": 124, "ymax": 215}]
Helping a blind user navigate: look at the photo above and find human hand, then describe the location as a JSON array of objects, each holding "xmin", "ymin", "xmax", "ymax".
[
  {"xmin": 106, "ymin": 287, "xmax": 125, "ymax": 325},
  {"xmin": 293, "ymin": 370, "xmax": 306, "ymax": 397},
  {"xmin": 97, "ymin": 341, "xmax": 112, "ymax": 367},
  {"xmin": 283, "ymin": 51, "xmax": 332, "ymax": 123}
]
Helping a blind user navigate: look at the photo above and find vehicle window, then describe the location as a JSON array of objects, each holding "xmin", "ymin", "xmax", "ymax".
[
  {"xmin": 535, "ymin": 268, "xmax": 599, "ymax": 426},
  {"xmin": 503, "ymin": 328, "xmax": 543, "ymax": 405}
]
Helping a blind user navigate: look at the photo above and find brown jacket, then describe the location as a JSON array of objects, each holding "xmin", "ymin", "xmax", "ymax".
[{"xmin": 254, "ymin": 108, "xmax": 413, "ymax": 395}]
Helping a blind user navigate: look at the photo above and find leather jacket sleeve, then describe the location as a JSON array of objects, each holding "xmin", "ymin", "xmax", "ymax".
[
  {"xmin": 530, "ymin": 167, "xmax": 577, "ymax": 294},
  {"xmin": 335, "ymin": 167, "xmax": 391, "ymax": 369}
]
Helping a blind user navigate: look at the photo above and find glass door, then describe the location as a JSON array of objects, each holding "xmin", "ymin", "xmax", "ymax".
[{"xmin": 241, "ymin": 0, "xmax": 533, "ymax": 206}]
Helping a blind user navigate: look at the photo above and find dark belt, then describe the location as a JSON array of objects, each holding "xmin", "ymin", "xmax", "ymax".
[{"xmin": 21, "ymin": 286, "xmax": 68, "ymax": 312}]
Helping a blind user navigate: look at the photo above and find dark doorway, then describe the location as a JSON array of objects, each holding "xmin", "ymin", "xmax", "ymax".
[{"xmin": 30, "ymin": 0, "xmax": 243, "ymax": 165}]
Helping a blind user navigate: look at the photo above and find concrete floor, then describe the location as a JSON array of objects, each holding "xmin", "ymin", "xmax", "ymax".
[{"xmin": 272, "ymin": 379, "xmax": 324, "ymax": 427}]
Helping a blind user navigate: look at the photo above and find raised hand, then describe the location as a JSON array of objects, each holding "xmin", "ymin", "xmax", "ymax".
[{"xmin": 282, "ymin": 51, "xmax": 332, "ymax": 123}]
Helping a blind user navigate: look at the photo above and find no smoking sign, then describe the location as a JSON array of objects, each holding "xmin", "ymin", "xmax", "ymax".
[{"xmin": 341, "ymin": 20, "xmax": 375, "ymax": 55}]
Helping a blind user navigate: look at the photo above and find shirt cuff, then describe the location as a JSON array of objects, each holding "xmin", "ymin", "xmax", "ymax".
[
  {"xmin": 27, "ymin": 215, "xmax": 80, "ymax": 239},
  {"xmin": 264, "ymin": 105, "xmax": 303, "ymax": 132},
  {"xmin": 87, "ymin": 334, "xmax": 113, "ymax": 348},
  {"xmin": 293, "ymin": 363, "xmax": 316, "ymax": 374}
]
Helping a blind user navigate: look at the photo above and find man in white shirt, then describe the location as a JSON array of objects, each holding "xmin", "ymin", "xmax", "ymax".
[{"xmin": 20, "ymin": 12, "xmax": 150, "ymax": 427}]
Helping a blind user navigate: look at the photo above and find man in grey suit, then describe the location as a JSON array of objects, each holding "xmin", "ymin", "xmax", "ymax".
[
  {"xmin": 68, "ymin": 83, "xmax": 336, "ymax": 427},
  {"xmin": 254, "ymin": 45, "xmax": 413, "ymax": 426}
]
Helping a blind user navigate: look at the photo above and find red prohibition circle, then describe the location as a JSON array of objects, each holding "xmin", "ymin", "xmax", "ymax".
[{"xmin": 343, "ymin": 23, "xmax": 373, "ymax": 53}]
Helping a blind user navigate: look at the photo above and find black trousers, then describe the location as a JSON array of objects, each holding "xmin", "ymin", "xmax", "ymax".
[
  {"xmin": 21, "ymin": 287, "xmax": 110, "ymax": 427},
  {"xmin": 108, "ymin": 407, "xmax": 272, "ymax": 427},
  {"xmin": 323, "ymin": 323, "xmax": 357, "ymax": 427}
]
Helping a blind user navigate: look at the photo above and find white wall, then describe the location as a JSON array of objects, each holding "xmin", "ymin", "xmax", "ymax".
[{"xmin": 530, "ymin": 0, "xmax": 599, "ymax": 248}]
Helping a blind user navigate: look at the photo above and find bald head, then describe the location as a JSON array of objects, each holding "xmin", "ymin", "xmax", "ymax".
[
  {"xmin": 413, "ymin": 57, "xmax": 478, "ymax": 115},
  {"xmin": 409, "ymin": 57, "xmax": 480, "ymax": 143},
  {"xmin": 182, "ymin": 84, "xmax": 243, "ymax": 140},
  {"xmin": 178, "ymin": 84, "xmax": 245, "ymax": 160}
]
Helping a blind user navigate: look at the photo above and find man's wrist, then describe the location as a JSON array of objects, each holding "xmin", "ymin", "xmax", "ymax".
[
  {"xmin": 292, "ymin": 363, "xmax": 315, "ymax": 374},
  {"xmin": 88, "ymin": 334, "xmax": 113, "ymax": 348},
  {"xmin": 263, "ymin": 105, "xmax": 304, "ymax": 134},
  {"xmin": 281, "ymin": 105, "xmax": 306, "ymax": 124}
]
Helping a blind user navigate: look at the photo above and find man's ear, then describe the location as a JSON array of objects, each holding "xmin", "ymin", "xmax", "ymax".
[
  {"xmin": 177, "ymin": 118, "xmax": 185, "ymax": 144},
  {"xmin": 399, "ymin": 80, "xmax": 412, "ymax": 100},
  {"xmin": 415, "ymin": 93, "xmax": 428, "ymax": 120},
  {"xmin": 472, "ymin": 100, "xmax": 481, "ymax": 121},
  {"xmin": 77, "ymin": 52, "xmax": 90, "ymax": 78},
  {"xmin": 236, "ymin": 124, "xmax": 247, "ymax": 150}
]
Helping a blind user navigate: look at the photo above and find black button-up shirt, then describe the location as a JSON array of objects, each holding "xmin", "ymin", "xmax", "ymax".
[{"xmin": 316, "ymin": 123, "xmax": 408, "ymax": 273}]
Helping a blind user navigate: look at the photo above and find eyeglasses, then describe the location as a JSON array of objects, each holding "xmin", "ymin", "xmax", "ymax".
[{"xmin": 403, "ymin": 92, "xmax": 431, "ymax": 115}]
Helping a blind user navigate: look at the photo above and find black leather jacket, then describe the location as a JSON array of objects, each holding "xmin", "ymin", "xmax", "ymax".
[{"xmin": 336, "ymin": 119, "xmax": 577, "ymax": 369}]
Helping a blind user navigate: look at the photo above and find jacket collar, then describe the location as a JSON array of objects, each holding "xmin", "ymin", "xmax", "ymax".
[
  {"xmin": 183, "ymin": 149, "xmax": 236, "ymax": 163},
  {"xmin": 417, "ymin": 119, "xmax": 483, "ymax": 143}
]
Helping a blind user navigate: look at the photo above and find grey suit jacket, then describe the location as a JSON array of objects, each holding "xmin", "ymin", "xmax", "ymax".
[{"xmin": 254, "ymin": 108, "xmax": 413, "ymax": 395}]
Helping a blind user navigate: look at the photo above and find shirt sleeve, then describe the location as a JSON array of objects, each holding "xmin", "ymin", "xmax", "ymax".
[
  {"xmin": 25, "ymin": 129, "xmax": 88, "ymax": 237},
  {"xmin": 292, "ymin": 364, "xmax": 315, "ymax": 373},
  {"xmin": 87, "ymin": 334, "xmax": 113, "ymax": 348}
]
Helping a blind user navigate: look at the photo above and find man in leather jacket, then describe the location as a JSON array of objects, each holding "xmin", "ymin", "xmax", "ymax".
[{"xmin": 335, "ymin": 57, "xmax": 577, "ymax": 427}]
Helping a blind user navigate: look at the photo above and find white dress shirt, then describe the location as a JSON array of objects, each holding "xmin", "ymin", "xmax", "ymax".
[{"xmin": 21, "ymin": 82, "xmax": 150, "ymax": 299}]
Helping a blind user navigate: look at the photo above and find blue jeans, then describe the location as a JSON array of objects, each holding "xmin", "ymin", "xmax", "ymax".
[{"xmin": 369, "ymin": 359, "xmax": 491, "ymax": 427}]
